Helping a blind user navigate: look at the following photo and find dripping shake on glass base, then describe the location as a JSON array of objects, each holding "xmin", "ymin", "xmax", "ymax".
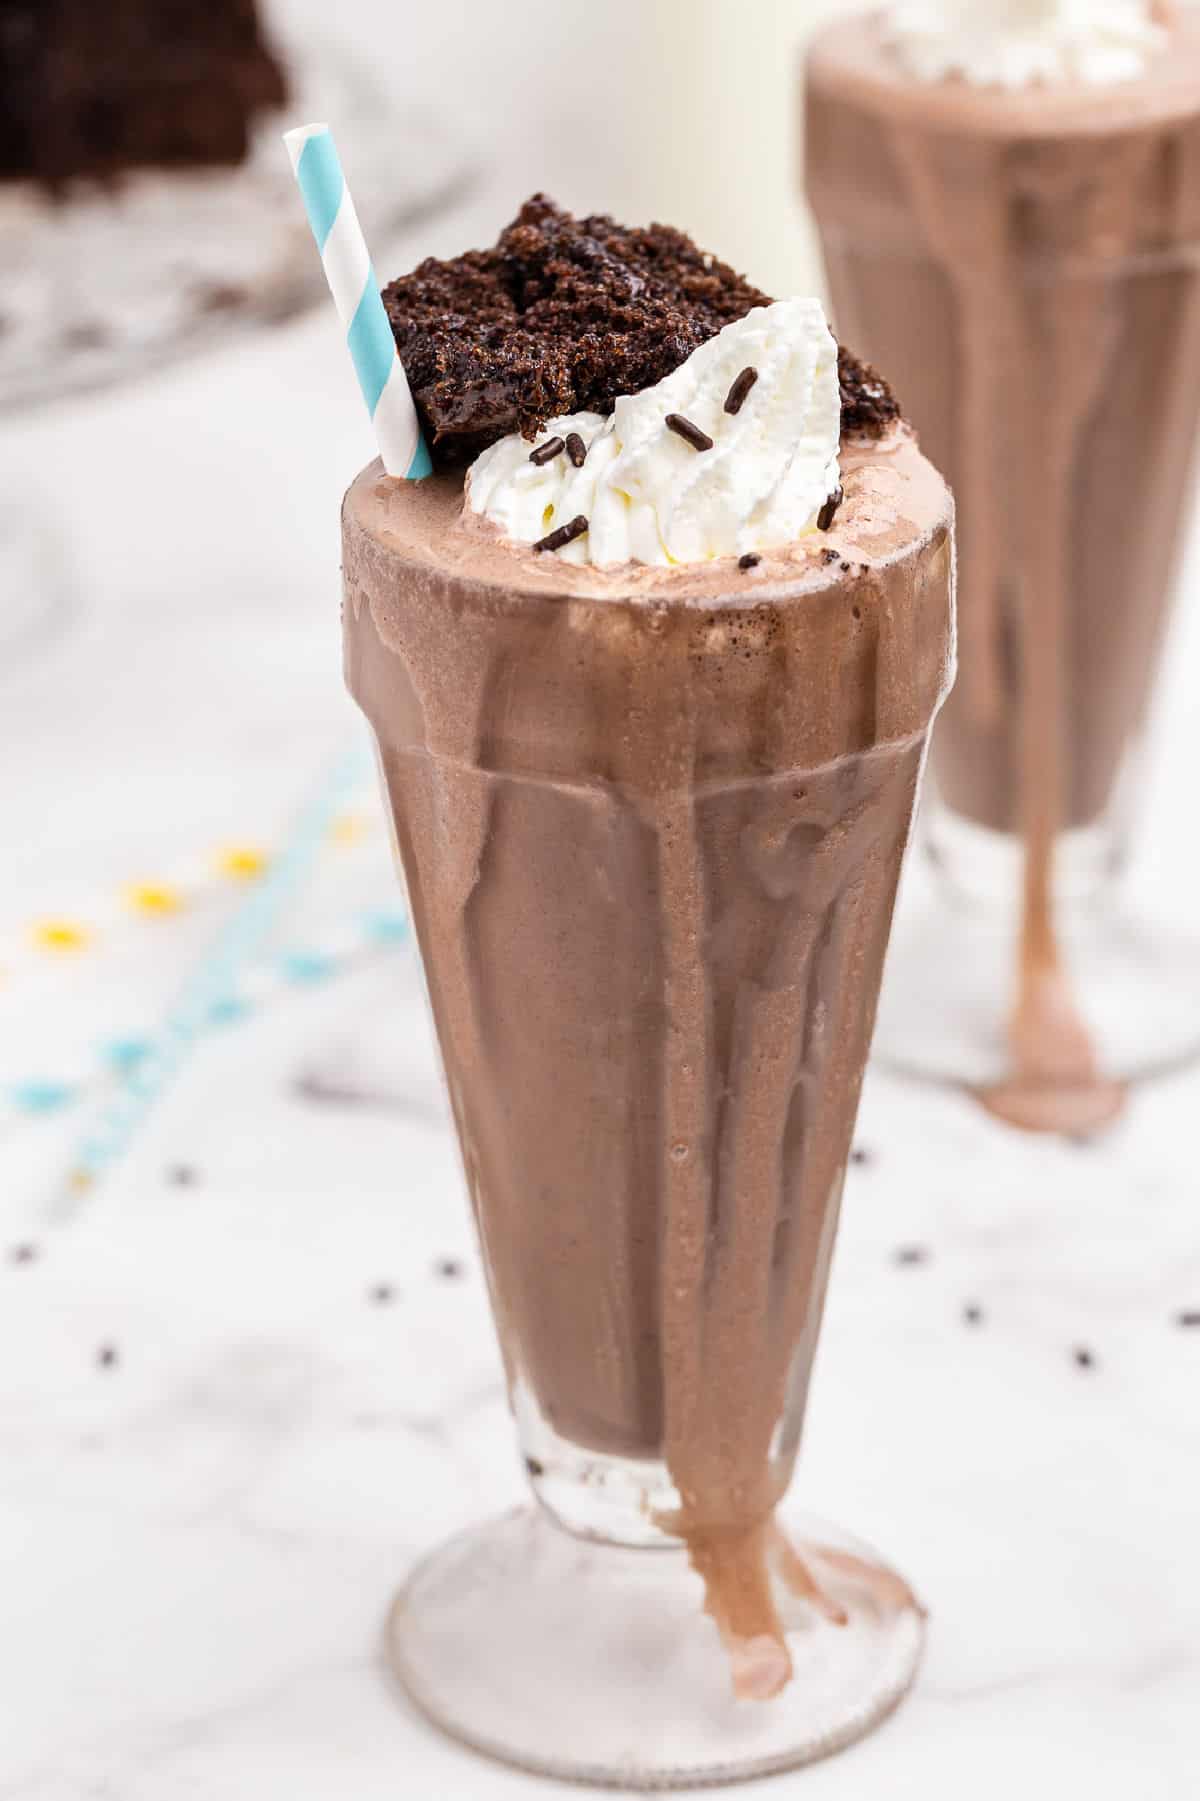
[{"xmin": 344, "ymin": 199, "xmax": 955, "ymax": 1789}]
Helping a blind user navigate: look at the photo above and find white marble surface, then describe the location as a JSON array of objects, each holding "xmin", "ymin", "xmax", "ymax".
[{"xmin": 3, "ymin": 5, "xmax": 1200, "ymax": 1793}]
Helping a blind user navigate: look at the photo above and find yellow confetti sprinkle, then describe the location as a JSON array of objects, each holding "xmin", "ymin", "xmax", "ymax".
[
  {"xmin": 32, "ymin": 920, "xmax": 91, "ymax": 952},
  {"xmin": 215, "ymin": 845, "xmax": 269, "ymax": 881},
  {"xmin": 125, "ymin": 882, "xmax": 184, "ymax": 916},
  {"xmin": 67, "ymin": 1169, "xmax": 95, "ymax": 1195},
  {"xmin": 330, "ymin": 811, "xmax": 370, "ymax": 847}
]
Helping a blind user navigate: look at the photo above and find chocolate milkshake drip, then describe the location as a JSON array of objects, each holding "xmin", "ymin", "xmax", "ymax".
[
  {"xmin": 655, "ymin": 739, "xmax": 926, "ymax": 1692},
  {"xmin": 807, "ymin": 15, "xmax": 1200, "ymax": 1131},
  {"xmin": 889, "ymin": 120, "xmax": 1137, "ymax": 1129},
  {"xmin": 988, "ymin": 145, "xmax": 1156, "ymax": 1130},
  {"xmin": 343, "ymin": 437, "xmax": 953, "ymax": 1690}
]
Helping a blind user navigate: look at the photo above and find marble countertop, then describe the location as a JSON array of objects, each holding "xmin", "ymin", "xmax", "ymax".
[
  {"xmin": 3, "ymin": 24, "xmax": 1200, "ymax": 1791},
  {"xmin": 3, "ymin": 937, "xmax": 1198, "ymax": 1799}
]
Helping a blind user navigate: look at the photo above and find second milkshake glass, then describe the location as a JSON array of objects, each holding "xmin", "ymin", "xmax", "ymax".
[{"xmin": 806, "ymin": 12, "xmax": 1200, "ymax": 1123}]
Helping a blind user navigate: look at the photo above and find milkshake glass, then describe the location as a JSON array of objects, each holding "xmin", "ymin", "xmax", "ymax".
[
  {"xmin": 343, "ymin": 422, "xmax": 953, "ymax": 1785},
  {"xmin": 806, "ymin": 7, "xmax": 1200, "ymax": 1129}
]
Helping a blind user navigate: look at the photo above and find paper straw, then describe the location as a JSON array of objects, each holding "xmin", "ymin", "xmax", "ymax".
[
  {"xmin": 49, "ymin": 744, "xmax": 372, "ymax": 1219},
  {"xmin": 284, "ymin": 122, "xmax": 432, "ymax": 480}
]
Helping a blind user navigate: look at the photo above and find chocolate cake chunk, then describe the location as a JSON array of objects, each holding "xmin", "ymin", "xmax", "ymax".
[
  {"xmin": 384, "ymin": 195, "xmax": 772, "ymax": 465},
  {"xmin": 0, "ymin": 0, "xmax": 288, "ymax": 189},
  {"xmin": 838, "ymin": 346, "xmax": 901, "ymax": 440},
  {"xmin": 383, "ymin": 195, "xmax": 903, "ymax": 466}
]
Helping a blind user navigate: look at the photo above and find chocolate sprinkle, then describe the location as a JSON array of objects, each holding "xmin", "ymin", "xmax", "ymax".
[
  {"xmin": 666, "ymin": 413, "xmax": 714, "ymax": 452},
  {"xmin": 894, "ymin": 1245, "xmax": 929, "ymax": 1268},
  {"xmin": 817, "ymin": 487, "xmax": 844, "ymax": 532},
  {"xmin": 525, "ymin": 1456, "xmax": 546, "ymax": 1478},
  {"xmin": 1073, "ymin": 1346, "xmax": 1097, "ymax": 1371},
  {"xmin": 738, "ymin": 553, "xmax": 761, "ymax": 571},
  {"xmin": 59, "ymin": 320, "xmax": 109, "ymax": 352},
  {"xmin": 850, "ymin": 1146, "xmax": 873, "ymax": 1167},
  {"xmin": 565, "ymin": 431, "xmax": 588, "ymax": 468},
  {"xmin": 8, "ymin": 1243, "xmax": 39, "ymax": 1265},
  {"xmin": 530, "ymin": 435, "xmax": 565, "ymax": 466},
  {"xmin": 1176, "ymin": 1309, "xmax": 1200, "ymax": 1329},
  {"xmin": 963, "ymin": 1303, "xmax": 985, "ymax": 1327},
  {"xmin": 197, "ymin": 282, "xmax": 248, "ymax": 315},
  {"xmin": 822, "ymin": 547, "xmax": 841, "ymax": 565},
  {"xmin": 436, "ymin": 1257, "xmax": 465, "ymax": 1281},
  {"xmin": 724, "ymin": 366, "xmax": 759, "ymax": 415},
  {"xmin": 96, "ymin": 1344, "xmax": 119, "ymax": 1369},
  {"xmin": 369, "ymin": 1283, "xmax": 397, "ymax": 1305},
  {"xmin": 534, "ymin": 515, "xmax": 589, "ymax": 554},
  {"xmin": 166, "ymin": 1164, "xmax": 199, "ymax": 1188}
]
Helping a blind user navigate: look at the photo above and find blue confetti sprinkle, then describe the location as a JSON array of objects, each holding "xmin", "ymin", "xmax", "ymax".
[
  {"xmin": 280, "ymin": 951, "xmax": 336, "ymax": 985},
  {"xmin": 362, "ymin": 909, "xmax": 410, "ymax": 946},
  {"xmin": 11, "ymin": 1080, "xmax": 77, "ymax": 1115},
  {"xmin": 99, "ymin": 1037, "xmax": 154, "ymax": 1074},
  {"xmin": 208, "ymin": 995, "xmax": 252, "ymax": 1027}
]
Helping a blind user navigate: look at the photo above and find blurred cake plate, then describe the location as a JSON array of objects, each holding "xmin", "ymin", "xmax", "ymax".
[{"xmin": 0, "ymin": 45, "xmax": 473, "ymax": 414}]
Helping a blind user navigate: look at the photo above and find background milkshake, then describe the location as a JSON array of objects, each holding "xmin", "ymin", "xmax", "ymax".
[
  {"xmin": 344, "ymin": 199, "xmax": 954, "ymax": 1784},
  {"xmin": 806, "ymin": 3, "xmax": 1200, "ymax": 1128}
]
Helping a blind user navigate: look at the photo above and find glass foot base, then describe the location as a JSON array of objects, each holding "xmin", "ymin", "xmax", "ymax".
[
  {"xmin": 875, "ymin": 880, "xmax": 1200, "ymax": 1091},
  {"xmin": 385, "ymin": 1507, "xmax": 925, "ymax": 1791}
]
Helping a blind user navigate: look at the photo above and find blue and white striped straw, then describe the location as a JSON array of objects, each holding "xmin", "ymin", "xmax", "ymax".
[{"xmin": 284, "ymin": 122, "xmax": 432, "ymax": 481}]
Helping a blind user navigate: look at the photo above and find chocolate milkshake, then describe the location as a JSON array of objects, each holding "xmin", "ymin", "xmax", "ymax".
[
  {"xmin": 806, "ymin": 4, "xmax": 1200, "ymax": 1129},
  {"xmin": 347, "ymin": 201, "xmax": 953, "ymax": 1757}
]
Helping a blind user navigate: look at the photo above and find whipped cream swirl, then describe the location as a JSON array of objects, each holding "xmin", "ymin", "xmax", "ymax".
[
  {"xmin": 886, "ymin": 1, "xmax": 1168, "ymax": 89},
  {"xmin": 466, "ymin": 300, "xmax": 842, "ymax": 567}
]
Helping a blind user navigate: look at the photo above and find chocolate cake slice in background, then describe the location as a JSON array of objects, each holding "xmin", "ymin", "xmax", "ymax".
[{"xmin": 0, "ymin": 0, "xmax": 289, "ymax": 188}]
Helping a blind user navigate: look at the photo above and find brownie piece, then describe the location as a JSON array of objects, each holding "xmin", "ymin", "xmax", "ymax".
[
  {"xmin": 0, "ymin": 0, "xmax": 288, "ymax": 188},
  {"xmin": 839, "ymin": 346, "xmax": 901, "ymax": 440},
  {"xmin": 383, "ymin": 194, "xmax": 772, "ymax": 465},
  {"xmin": 384, "ymin": 196, "xmax": 902, "ymax": 466}
]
